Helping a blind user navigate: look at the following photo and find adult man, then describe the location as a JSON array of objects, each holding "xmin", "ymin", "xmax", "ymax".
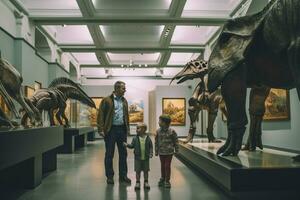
[{"xmin": 97, "ymin": 81, "xmax": 131, "ymax": 184}]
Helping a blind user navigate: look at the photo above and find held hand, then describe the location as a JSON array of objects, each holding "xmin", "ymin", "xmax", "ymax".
[
  {"xmin": 150, "ymin": 154, "xmax": 153, "ymax": 158},
  {"xmin": 98, "ymin": 131, "xmax": 105, "ymax": 138}
]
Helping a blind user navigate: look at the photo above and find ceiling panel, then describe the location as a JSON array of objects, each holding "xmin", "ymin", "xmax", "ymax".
[
  {"xmin": 20, "ymin": 0, "xmax": 81, "ymax": 16},
  {"xmin": 44, "ymin": 25, "xmax": 94, "ymax": 44},
  {"xmin": 100, "ymin": 25, "xmax": 164, "ymax": 46},
  {"xmin": 107, "ymin": 53, "xmax": 161, "ymax": 65},
  {"xmin": 167, "ymin": 52, "xmax": 201, "ymax": 65},
  {"xmin": 21, "ymin": 0, "xmax": 79, "ymax": 9},
  {"xmin": 171, "ymin": 26, "xmax": 219, "ymax": 45},
  {"xmin": 182, "ymin": 0, "xmax": 242, "ymax": 17},
  {"xmin": 163, "ymin": 68, "xmax": 184, "ymax": 77},
  {"xmin": 110, "ymin": 68, "xmax": 157, "ymax": 76},
  {"xmin": 72, "ymin": 53, "xmax": 100, "ymax": 64},
  {"xmin": 81, "ymin": 68, "xmax": 106, "ymax": 77},
  {"xmin": 92, "ymin": 0, "xmax": 172, "ymax": 17}
]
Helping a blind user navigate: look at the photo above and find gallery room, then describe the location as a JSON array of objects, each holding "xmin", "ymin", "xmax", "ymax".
[{"xmin": 0, "ymin": 0, "xmax": 299, "ymax": 199}]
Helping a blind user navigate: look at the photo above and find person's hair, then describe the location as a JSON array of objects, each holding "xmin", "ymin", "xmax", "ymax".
[
  {"xmin": 137, "ymin": 123, "xmax": 147, "ymax": 131},
  {"xmin": 159, "ymin": 114, "xmax": 171, "ymax": 125},
  {"xmin": 114, "ymin": 81, "xmax": 125, "ymax": 91}
]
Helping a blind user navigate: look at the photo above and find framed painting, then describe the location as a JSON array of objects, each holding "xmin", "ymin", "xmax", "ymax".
[
  {"xmin": 162, "ymin": 98, "xmax": 186, "ymax": 126},
  {"xmin": 24, "ymin": 86, "xmax": 35, "ymax": 98},
  {"xmin": 88, "ymin": 97, "xmax": 103, "ymax": 126},
  {"xmin": 263, "ymin": 89, "xmax": 290, "ymax": 121},
  {"xmin": 128, "ymin": 99, "xmax": 144, "ymax": 124}
]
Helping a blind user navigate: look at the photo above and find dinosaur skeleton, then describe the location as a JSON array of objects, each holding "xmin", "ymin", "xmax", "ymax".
[
  {"xmin": 21, "ymin": 77, "xmax": 96, "ymax": 127},
  {"xmin": 207, "ymin": 0, "xmax": 300, "ymax": 157},
  {"xmin": 172, "ymin": 59, "xmax": 227, "ymax": 143},
  {"xmin": 0, "ymin": 58, "xmax": 38, "ymax": 127}
]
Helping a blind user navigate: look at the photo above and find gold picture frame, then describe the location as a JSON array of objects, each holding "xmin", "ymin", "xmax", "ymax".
[
  {"xmin": 162, "ymin": 98, "xmax": 186, "ymax": 126},
  {"xmin": 263, "ymin": 89, "xmax": 290, "ymax": 121},
  {"xmin": 34, "ymin": 81, "xmax": 42, "ymax": 90},
  {"xmin": 24, "ymin": 86, "xmax": 35, "ymax": 98},
  {"xmin": 128, "ymin": 99, "xmax": 144, "ymax": 124}
]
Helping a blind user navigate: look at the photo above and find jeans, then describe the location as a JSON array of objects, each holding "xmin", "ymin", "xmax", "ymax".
[
  {"xmin": 159, "ymin": 155, "xmax": 173, "ymax": 181},
  {"xmin": 104, "ymin": 125, "xmax": 128, "ymax": 178}
]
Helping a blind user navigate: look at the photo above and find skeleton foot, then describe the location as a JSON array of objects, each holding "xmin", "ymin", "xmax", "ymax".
[
  {"xmin": 184, "ymin": 128, "xmax": 195, "ymax": 143},
  {"xmin": 207, "ymin": 132, "xmax": 222, "ymax": 143},
  {"xmin": 241, "ymin": 133, "xmax": 263, "ymax": 151},
  {"xmin": 208, "ymin": 136, "xmax": 222, "ymax": 143},
  {"xmin": 241, "ymin": 142, "xmax": 256, "ymax": 151},
  {"xmin": 217, "ymin": 131, "xmax": 231, "ymax": 155},
  {"xmin": 222, "ymin": 129, "xmax": 244, "ymax": 156}
]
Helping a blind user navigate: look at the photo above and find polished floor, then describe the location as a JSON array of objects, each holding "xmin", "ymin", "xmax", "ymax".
[{"xmin": 4, "ymin": 138, "xmax": 230, "ymax": 200}]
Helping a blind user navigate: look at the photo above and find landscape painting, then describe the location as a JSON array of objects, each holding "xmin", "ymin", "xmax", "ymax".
[
  {"xmin": 162, "ymin": 98, "xmax": 186, "ymax": 126},
  {"xmin": 263, "ymin": 89, "xmax": 290, "ymax": 121}
]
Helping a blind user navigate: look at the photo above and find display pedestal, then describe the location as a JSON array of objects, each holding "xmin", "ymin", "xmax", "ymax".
[
  {"xmin": 87, "ymin": 127, "xmax": 97, "ymax": 141},
  {"xmin": 59, "ymin": 126, "xmax": 94, "ymax": 153},
  {"xmin": 177, "ymin": 138, "xmax": 300, "ymax": 199},
  {"xmin": 0, "ymin": 126, "xmax": 63, "ymax": 189}
]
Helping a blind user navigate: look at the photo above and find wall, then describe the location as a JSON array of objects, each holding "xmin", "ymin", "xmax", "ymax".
[
  {"xmin": 82, "ymin": 78, "xmax": 193, "ymax": 137},
  {"xmin": 0, "ymin": 26, "xmax": 69, "ymax": 88},
  {"xmin": 0, "ymin": 0, "xmax": 17, "ymax": 37}
]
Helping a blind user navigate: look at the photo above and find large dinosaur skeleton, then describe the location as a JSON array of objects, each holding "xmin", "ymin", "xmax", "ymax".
[
  {"xmin": 0, "ymin": 58, "xmax": 39, "ymax": 127},
  {"xmin": 207, "ymin": 0, "xmax": 300, "ymax": 156},
  {"xmin": 172, "ymin": 60, "xmax": 227, "ymax": 143},
  {"xmin": 21, "ymin": 77, "xmax": 96, "ymax": 127}
]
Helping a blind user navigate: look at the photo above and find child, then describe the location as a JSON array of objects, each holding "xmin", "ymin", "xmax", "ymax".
[
  {"xmin": 124, "ymin": 123, "xmax": 153, "ymax": 190},
  {"xmin": 155, "ymin": 114, "xmax": 179, "ymax": 188}
]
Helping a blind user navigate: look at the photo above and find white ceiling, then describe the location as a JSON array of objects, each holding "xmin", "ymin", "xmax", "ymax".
[{"xmin": 16, "ymin": 0, "xmax": 248, "ymax": 78}]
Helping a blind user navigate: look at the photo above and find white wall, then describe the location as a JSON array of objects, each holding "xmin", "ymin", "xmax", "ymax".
[{"xmin": 0, "ymin": 0, "xmax": 17, "ymax": 36}]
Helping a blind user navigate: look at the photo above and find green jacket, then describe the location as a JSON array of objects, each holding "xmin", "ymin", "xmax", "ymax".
[
  {"xmin": 97, "ymin": 93, "xmax": 130, "ymax": 135},
  {"xmin": 127, "ymin": 135, "xmax": 153, "ymax": 160}
]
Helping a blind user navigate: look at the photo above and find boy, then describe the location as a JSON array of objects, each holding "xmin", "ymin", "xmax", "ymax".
[
  {"xmin": 124, "ymin": 123, "xmax": 153, "ymax": 190},
  {"xmin": 155, "ymin": 114, "xmax": 179, "ymax": 188}
]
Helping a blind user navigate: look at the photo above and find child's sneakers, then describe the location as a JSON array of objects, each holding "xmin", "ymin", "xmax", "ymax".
[
  {"xmin": 158, "ymin": 178, "xmax": 164, "ymax": 187},
  {"xmin": 144, "ymin": 181, "xmax": 150, "ymax": 190},
  {"xmin": 164, "ymin": 181, "xmax": 171, "ymax": 188},
  {"xmin": 135, "ymin": 182, "xmax": 141, "ymax": 190}
]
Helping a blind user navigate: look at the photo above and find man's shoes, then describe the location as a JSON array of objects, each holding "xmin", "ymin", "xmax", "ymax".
[
  {"xmin": 144, "ymin": 181, "xmax": 150, "ymax": 190},
  {"xmin": 164, "ymin": 181, "xmax": 171, "ymax": 188},
  {"xmin": 158, "ymin": 178, "xmax": 164, "ymax": 187},
  {"xmin": 107, "ymin": 178, "xmax": 114, "ymax": 184},
  {"xmin": 119, "ymin": 176, "xmax": 131, "ymax": 184},
  {"xmin": 134, "ymin": 182, "xmax": 141, "ymax": 190}
]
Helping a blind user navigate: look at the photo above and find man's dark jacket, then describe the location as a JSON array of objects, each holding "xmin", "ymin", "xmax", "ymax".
[{"xmin": 97, "ymin": 93, "xmax": 130, "ymax": 135}]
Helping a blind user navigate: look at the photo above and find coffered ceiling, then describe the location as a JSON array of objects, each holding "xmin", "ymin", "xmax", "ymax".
[{"xmin": 11, "ymin": 0, "xmax": 250, "ymax": 78}]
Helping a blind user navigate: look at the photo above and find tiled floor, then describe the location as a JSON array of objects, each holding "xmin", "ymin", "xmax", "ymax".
[{"xmin": 3, "ymin": 138, "xmax": 230, "ymax": 200}]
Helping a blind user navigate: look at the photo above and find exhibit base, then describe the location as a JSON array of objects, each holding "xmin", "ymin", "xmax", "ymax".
[
  {"xmin": 58, "ymin": 126, "xmax": 94, "ymax": 153},
  {"xmin": 0, "ymin": 126, "xmax": 63, "ymax": 189},
  {"xmin": 176, "ymin": 138, "xmax": 300, "ymax": 200}
]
